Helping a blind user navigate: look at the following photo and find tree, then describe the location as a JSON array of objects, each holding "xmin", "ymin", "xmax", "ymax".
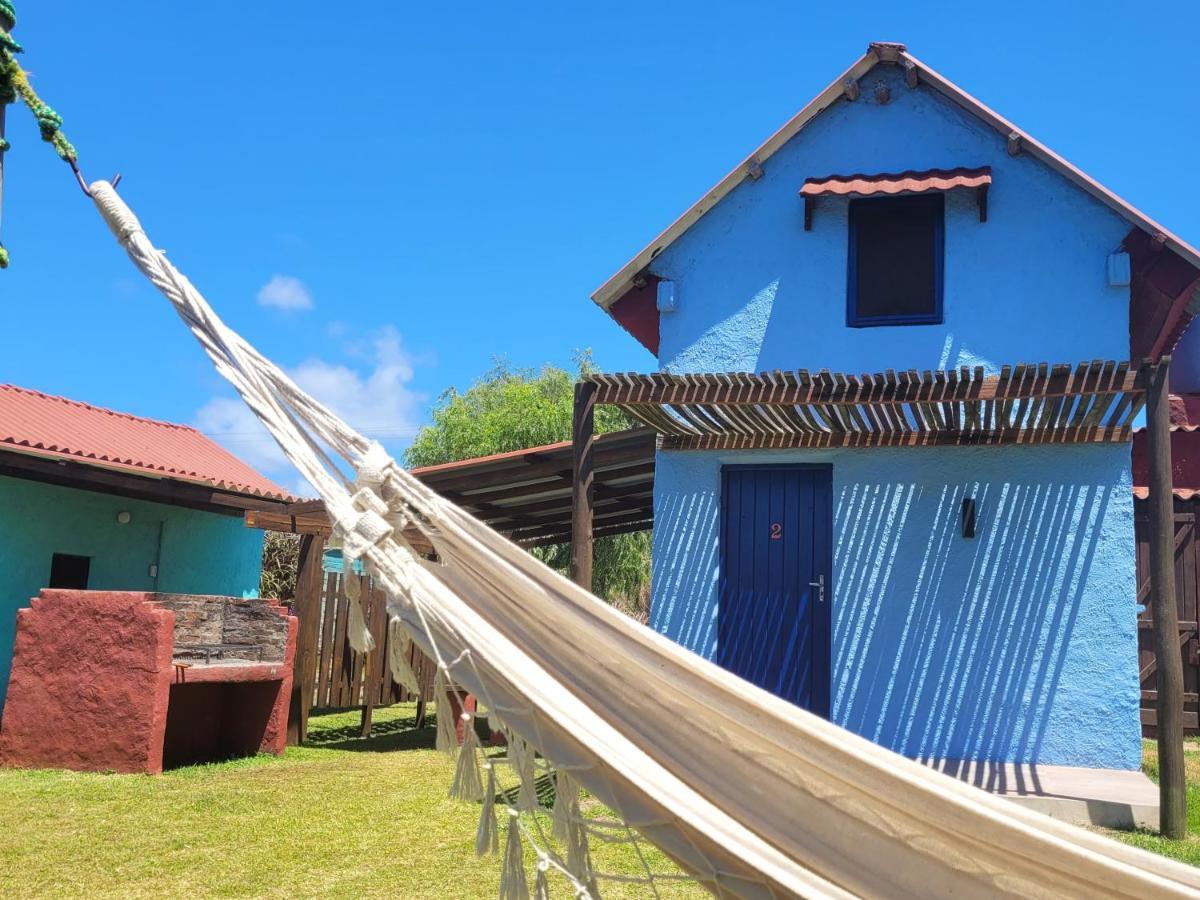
[{"xmin": 405, "ymin": 355, "xmax": 651, "ymax": 619}]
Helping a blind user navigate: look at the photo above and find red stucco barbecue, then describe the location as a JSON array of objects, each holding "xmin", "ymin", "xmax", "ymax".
[{"xmin": 0, "ymin": 589, "xmax": 296, "ymax": 774}]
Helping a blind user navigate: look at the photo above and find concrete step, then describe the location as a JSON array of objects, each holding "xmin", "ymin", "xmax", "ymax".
[{"xmin": 923, "ymin": 758, "xmax": 1159, "ymax": 830}]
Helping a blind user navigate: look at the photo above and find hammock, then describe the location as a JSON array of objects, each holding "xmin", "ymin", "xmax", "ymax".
[{"xmin": 88, "ymin": 181, "xmax": 1200, "ymax": 899}]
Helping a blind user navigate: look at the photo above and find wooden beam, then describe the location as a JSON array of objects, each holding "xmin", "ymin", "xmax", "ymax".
[
  {"xmin": 244, "ymin": 509, "xmax": 331, "ymax": 536},
  {"xmin": 1147, "ymin": 356, "xmax": 1187, "ymax": 838},
  {"xmin": 586, "ymin": 363, "xmax": 1141, "ymax": 407},
  {"xmin": 0, "ymin": 447, "xmax": 291, "ymax": 517},
  {"xmin": 658, "ymin": 426, "xmax": 1137, "ymax": 451},
  {"xmin": 287, "ymin": 534, "xmax": 324, "ymax": 745},
  {"xmin": 570, "ymin": 381, "xmax": 596, "ymax": 591},
  {"xmin": 419, "ymin": 439, "xmax": 650, "ymax": 494}
]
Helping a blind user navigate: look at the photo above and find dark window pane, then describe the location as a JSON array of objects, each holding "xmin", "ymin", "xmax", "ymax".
[
  {"xmin": 849, "ymin": 194, "xmax": 943, "ymax": 325},
  {"xmin": 49, "ymin": 553, "xmax": 90, "ymax": 589}
]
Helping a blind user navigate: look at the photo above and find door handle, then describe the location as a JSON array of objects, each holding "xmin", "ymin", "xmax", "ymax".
[{"xmin": 809, "ymin": 574, "xmax": 825, "ymax": 603}]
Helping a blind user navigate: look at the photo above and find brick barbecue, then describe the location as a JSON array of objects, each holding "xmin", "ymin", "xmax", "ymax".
[{"xmin": 0, "ymin": 590, "xmax": 297, "ymax": 774}]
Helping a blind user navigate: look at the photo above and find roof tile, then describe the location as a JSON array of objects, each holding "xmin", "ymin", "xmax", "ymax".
[
  {"xmin": 800, "ymin": 166, "xmax": 991, "ymax": 198},
  {"xmin": 0, "ymin": 384, "xmax": 293, "ymax": 501}
]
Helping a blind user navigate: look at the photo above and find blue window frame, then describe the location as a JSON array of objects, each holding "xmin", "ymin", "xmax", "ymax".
[{"xmin": 847, "ymin": 193, "xmax": 944, "ymax": 327}]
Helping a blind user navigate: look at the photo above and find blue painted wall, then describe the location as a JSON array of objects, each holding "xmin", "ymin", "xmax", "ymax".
[
  {"xmin": 642, "ymin": 67, "xmax": 1142, "ymax": 768},
  {"xmin": 649, "ymin": 66, "xmax": 1131, "ymax": 373},
  {"xmin": 652, "ymin": 446, "xmax": 1141, "ymax": 769},
  {"xmin": 0, "ymin": 474, "xmax": 265, "ymax": 710}
]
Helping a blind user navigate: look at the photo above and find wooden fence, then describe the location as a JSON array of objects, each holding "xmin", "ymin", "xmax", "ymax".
[
  {"xmin": 1136, "ymin": 497, "xmax": 1200, "ymax": 736},
  {"xmin": 287, "ymin": 535, "xmax": 435, "ymax": 743}
]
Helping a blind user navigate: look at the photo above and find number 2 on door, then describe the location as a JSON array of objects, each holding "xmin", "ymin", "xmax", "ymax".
[{"xmin": 769, "ymin": 522, "xmax": 782, "ymax": 540}]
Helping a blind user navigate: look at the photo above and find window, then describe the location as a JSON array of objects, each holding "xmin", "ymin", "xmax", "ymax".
[
  {"xmin": 49, "ymin": 553, "xmax": 91, "ymax": 589},
  {"xmin": 847, "ymin": 193, "xmax": 944, "ymax": 326}
]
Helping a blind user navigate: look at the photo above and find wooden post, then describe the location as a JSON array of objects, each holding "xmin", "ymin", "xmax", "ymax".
[
  {"xmin": 1147, "ymin": 356, "xmax": 1187, "ymax": 839},
  {"xmin": 360, "ymin": 579, "xmax": 387, "ymax": 739},
  {"xmin": 287, "ymin": 533, "xmax": 323, "ymax": 745},
  {"xmin": 570, "ymin": 380, "xmax": 596, "ymax": 591}
]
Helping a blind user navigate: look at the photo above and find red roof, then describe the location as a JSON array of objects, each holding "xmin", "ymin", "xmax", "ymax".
[
  {"xmin": 1132, "ymin": 424, "xmax": 1200, "ymax": 501},
  {"xmin": 0, "ymin": 384, "xmax": 293, "ymax": 501},
  {"xmin": 800, "ymin": 166, "xmax": 991, "ymax": 198}
]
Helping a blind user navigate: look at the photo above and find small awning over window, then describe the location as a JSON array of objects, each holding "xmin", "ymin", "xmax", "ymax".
[
  {"xmin": 800, "ymin": 166, "xmax": 991, "ymax": 198},
  {"xmin": 799, "ymin": 166, "xmax": 991, "ymax": 228}
]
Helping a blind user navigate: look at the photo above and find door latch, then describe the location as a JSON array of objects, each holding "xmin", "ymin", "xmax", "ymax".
[{"xmin": 810, "ymin": 574, "xmax": 825, "ymax": 603}]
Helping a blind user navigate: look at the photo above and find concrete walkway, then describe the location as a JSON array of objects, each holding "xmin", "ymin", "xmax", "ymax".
[{"xmin": 924, "ymin": 759, "xmax": 1159, "ymax": 829}]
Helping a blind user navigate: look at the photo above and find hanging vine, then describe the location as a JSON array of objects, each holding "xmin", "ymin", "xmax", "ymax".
[{"xmin": 0, "ymin": 1, "xmax": 79, "ymax": 268}]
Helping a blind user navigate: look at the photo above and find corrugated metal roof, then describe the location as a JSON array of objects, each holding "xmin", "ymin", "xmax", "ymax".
[
  {"xmin": 800, "ymin": 166, "xmax": 991, "ymax": 198},
  {"xmin": 0, "ymin": 384, "xmax": 293, "ymax": 501}
]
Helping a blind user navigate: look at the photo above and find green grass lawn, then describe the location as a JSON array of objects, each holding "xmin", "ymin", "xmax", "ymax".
[
  {"xmin": 1103, "ymin": 741, "xmax": 1200, "ymax": 866},
  {"xmin": 0, "ymin": 705, "xmax": 704, "ymax": 899},
  {"xmin": 3, "ymin": 714, "xmax": 1197, "ymax": 899}
]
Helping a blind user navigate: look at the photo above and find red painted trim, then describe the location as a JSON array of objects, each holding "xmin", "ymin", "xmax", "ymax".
[
  {"xmin": 1132, "ymin": 425, "xmax": 1200, "ymax": 497},
  {"xmin": 607, "ymin": 277, "xmax": 660, "ymax": 357},
  {"xmin": 1126, "ymin": 228, "xmax": 1200, "ymax": 361}
]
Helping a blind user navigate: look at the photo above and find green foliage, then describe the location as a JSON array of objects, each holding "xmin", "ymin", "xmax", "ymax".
[
  {"xmin": 259, "ymin": 531, "xmax": 301, "ymax": 603},
  {"xmin": 405, "ymin": 353, "xmax": 651, "ymax": 617},
  {"xmin": 404, "ymin": 353, "xmax": 630, "ymax": 466}
]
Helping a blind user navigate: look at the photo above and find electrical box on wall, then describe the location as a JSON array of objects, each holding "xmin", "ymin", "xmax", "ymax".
[
  {"xmin": 1107, "ymin": 252, "xmax": 1131, "ymax": 287},
  {"xmin": 656, "ymin": 280, "xmax": 677, "ymax": 312}
]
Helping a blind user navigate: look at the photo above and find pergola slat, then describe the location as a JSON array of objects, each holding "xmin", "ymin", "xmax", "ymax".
[{"xmin": 585, "ymin": 359, "xmax": 1159, "ymax": 451}]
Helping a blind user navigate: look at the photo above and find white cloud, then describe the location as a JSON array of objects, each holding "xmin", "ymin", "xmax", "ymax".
[
  {"xmin": 195, "ymin": 325, "xmax": 424, "ymax": 492},
  {"xmin": 193, "ymin": 396, "xmax": 289, "ymax": 474},
  {"xmin": 257, "ymin": 275, "xmax": 314, "ymax": 311}
]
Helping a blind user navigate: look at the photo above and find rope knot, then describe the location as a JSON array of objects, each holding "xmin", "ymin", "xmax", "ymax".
[
  {"xmin": 0, "ymin": 0, "xmax": 16, "ymax": 33},
  {"xmin": 32, "ymin": 102, "xmax": 62, "ymax": 139},
  {"xmin": 354, "ymin": 441, "xmax": 396, "ymax": 491},
  {"xmin": 335, "ymin": 487, "xmax": 394, "ymax": 560}
]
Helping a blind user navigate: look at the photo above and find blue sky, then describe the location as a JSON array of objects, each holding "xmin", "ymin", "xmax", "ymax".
[{"xmin": 2, "ymin": 2, "xmax": 1198, "ymax": 492}]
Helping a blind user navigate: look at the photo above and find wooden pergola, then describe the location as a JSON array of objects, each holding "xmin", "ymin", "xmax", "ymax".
[
  {"xmin": 569, "ymin": 357, "xmax": 1187, "ymax": 836},
  {"xmin": 244, "ymin": 429, "xmax": 657, "ymax": 745},
  {"xmin": 246, "ymin": 427, "xmax": 656, "ymax": 549}
]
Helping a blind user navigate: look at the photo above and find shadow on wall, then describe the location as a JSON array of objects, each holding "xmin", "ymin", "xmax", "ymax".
[
  {"xmin": 833, "ymin": 476, "xmax": 1132, "ymax": 766},
  {"xmin": 650, "ymin": 487, "xmax": 720, "ymax": 657}
]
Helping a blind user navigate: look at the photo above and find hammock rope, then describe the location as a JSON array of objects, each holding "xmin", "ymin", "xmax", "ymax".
[{"xmin": 85, "ymin": 177, "xmax": 1200, "ymax": 898}]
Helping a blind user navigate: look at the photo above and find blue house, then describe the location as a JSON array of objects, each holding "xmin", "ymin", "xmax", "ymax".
[
  {"xmin": 588, "ymin": 43, "xmax": 1200, "ymax": 771},
  {"xmin": 0, "ymin": 383, "xmax": 295, "ymax": 712}
]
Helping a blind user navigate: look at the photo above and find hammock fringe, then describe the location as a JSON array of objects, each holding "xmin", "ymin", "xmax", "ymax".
[
  {"xmin": 476, "ymin": 763, "xmax": 500, "ymax": 858},
  {"xmin": 499, "ymin": 811, "xmax": 530, "ymax": 900},
  {"xmin": 449, "ymin": 714, "xmax": 485, "ymax": 803}
]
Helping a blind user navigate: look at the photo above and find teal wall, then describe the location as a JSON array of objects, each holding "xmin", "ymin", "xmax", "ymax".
[{"xmin": 0, "ymin": 474, "xmax": 265, "ymax": 710}]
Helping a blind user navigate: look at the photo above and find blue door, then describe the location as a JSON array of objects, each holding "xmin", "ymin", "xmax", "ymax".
[{"xmin": 718, "ymin": 466, "xmax": 831, "ymax": 716}]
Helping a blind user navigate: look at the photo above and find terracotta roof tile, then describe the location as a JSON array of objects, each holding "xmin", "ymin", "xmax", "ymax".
[
  {"xmin": 800, "ymin": 166, "xmax": 992, "ymax": 198},
  {"xmin": 1132, "ymin": 487, "xmax": 1200, "ymax": 500},
  {"xmin": 0, "ymin": 384, "xmax": 293, "ymax": 501}
]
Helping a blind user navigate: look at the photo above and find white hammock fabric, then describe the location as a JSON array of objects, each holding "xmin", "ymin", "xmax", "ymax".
[{"xmin": 89, "ymin": 180, "xmax": 1200, "ymax": 899}]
